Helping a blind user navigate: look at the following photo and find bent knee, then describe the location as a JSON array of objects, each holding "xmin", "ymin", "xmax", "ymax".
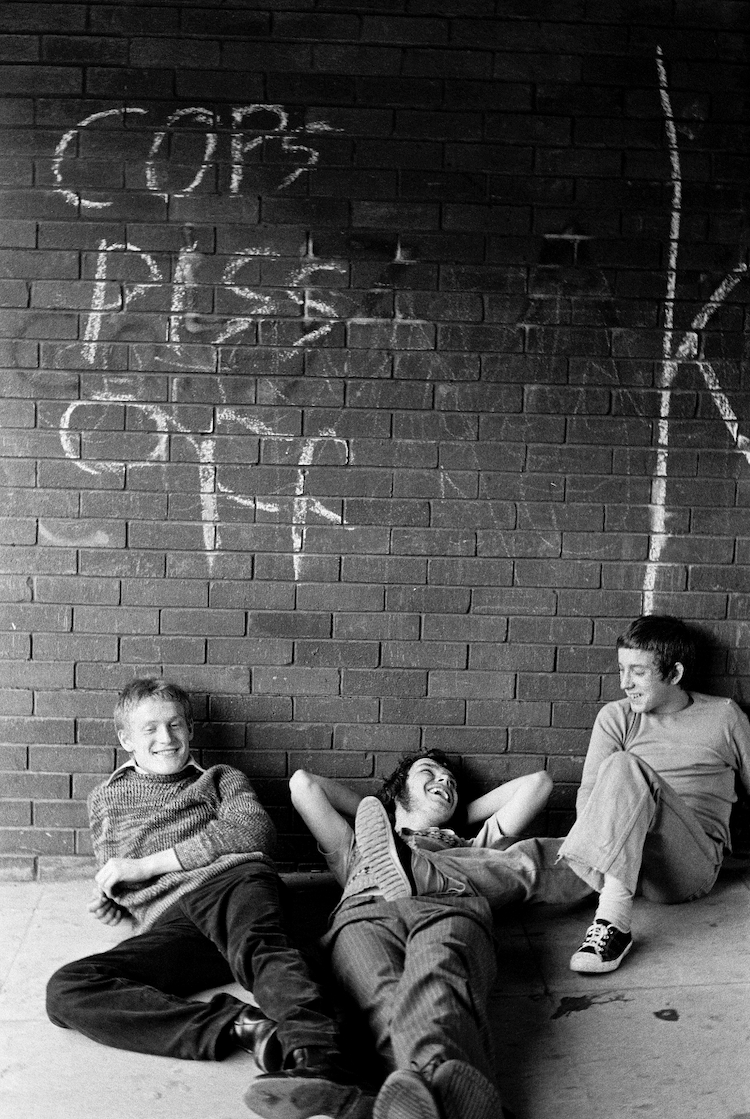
[
  {"xmin": 46, "ymin": 961, "xmax": 79, "ymax": 1024},
  {"xmin": 45, "ymin": 957, "xmax": 98, "ymax": 1025},
  {"xmin": 597, "ymin": 751, "xmax": 651, "ymax": 780},
  {"xmin": 531, "ymin": 769, "xmax": 553, "ymax": 799}
]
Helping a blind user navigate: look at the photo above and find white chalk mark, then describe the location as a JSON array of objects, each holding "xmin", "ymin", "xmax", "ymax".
[
  {"xmin": 278, "ymin": 136, "xmax": 319, "ymax": 189},
  {"xmin": 39, "ymin": 523, "xmax": 111, "ymax": 547},
  {"xmin": 83, "ymin": 241, "xmax": 162, "ymax": 367},
  {"xmin": 52, "ymin": 108, "xmax": 148, "ymax": 209},
  {"xmin": 644, "ymin": 46, "xmax": 683, "ymax": 613},
  {"xmin": 643, "ymin": 50, "xmax": 749, "ymax": 613},
  {"xmin": 291, "ymin": 435, "xmax": 349, "ymax": 579},
  {"xmin": 145, "ymin": 107, "xmax": 217, "ymax": 200}
]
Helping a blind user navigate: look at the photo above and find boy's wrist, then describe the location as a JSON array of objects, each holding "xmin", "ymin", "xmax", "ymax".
[{"xmin": 142, "ymin": 849, "xmax": 181, "ymax": 877}]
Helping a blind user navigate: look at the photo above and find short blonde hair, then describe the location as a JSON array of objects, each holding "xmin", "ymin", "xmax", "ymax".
[{"xmin": 114, "ymin": 677, "xmax": 193, "ymax": 734}]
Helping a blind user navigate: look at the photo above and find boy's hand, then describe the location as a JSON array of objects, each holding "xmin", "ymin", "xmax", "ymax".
[
  {"xmin": 95, "ymin": 856, "xmax": 157, "ymax": 898},
  {"xmin": 94, "ymin": 849, "xmax": 181, "ymax": 899},
  {"xmin": 88, "ymin": 888, "xmax": 125, "ymax": 926}
]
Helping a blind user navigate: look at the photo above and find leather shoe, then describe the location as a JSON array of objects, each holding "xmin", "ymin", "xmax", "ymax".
[
  {"xmin": 231, "ymin": 1004, "xmax": 283, "ymax": 1072},
  {"xmin": 244, "ymin": 1048, "xmax": 372, "ymax": 1119}
]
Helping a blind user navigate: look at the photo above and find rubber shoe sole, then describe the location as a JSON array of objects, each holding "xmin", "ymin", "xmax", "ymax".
[
  {"xmin": 431, "ymin": 1059, "xmax": 505, "ymax": 1119},
  {"xmin": 569, "ymin": 923, "xmax": 634, "ymax": 974},
  {"xmin": 355, "ymin": 797, "xmax": 413, "ymax": 901},
  {"xmin": 373, "ymin": 1070, "xmax": 439, "ymax": 1119},
  {"xmin": 245, "ymin": 1074, "xmax": 372, "ymax": 1119}
]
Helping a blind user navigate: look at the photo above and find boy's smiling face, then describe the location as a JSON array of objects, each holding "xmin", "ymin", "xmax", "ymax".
[
  {"xmin": 118, "ymin": 696, "xmax": 193, "ymax": 775},
  {"xmin": 618, "ymin": 648, "xmax": 686, "ymax": 715},
  {"xmin": 397, "ymin": 757, "xmax": 458, "ymax": 829}
]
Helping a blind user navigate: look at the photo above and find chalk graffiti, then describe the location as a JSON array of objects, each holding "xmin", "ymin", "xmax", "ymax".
[
  {"xmin": 78, "ymin": 238, "xmax": 350, "ymax": 366},
  {"xmin": 51, "ymin": 100, "xmax": 417, "ymax": 575},
  {"xmin": 645, "ymin": 46, "xmax": 749, "ymax": 611},
  {"xmin": 60, "ymin": 392, "xmax": 350, "ymax": 576},
  {"xmin": 52, "ymin": 104, "xmax": 335, "ymax": 208}
]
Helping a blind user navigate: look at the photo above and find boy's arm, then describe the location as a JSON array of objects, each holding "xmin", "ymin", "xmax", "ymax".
[
  {"xmin": 576, "ymin": 705, "xmax": 625, "ymax": 814},
  {"xmin": 95, "ymin": 849, "xmax": 182, "ymax": 900},
  {"xmin": 171, "ymin": 767, "xmax": 277, "ymax": 871},
  {"xmin": 289, "ymin": 769, "xmax": 361, "ymax": 853},
  {"xmin": 465, "ymin": 771, "xmax": 552, "ymax": 831},
  {"xmin": 87, "ymin": 783, "xmax": 184, "ymax": 903},
  {"xmin": 730, "ymin": 702, "xmax": 750, "ymax": 797},
  {"xmin": 87, "ymin": 767, "xmax": 276, "ymax": 904}
]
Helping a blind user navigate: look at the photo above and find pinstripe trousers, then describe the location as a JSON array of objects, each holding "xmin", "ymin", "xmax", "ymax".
[{"xmin": 327, "ymin": 894, "xmax": 498, "ymax": 1085}]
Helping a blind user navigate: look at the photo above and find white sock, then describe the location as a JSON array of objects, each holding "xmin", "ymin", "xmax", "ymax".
[{"xmin": 595, "ymin": 874, "xmax": 634, "ymax": 933}]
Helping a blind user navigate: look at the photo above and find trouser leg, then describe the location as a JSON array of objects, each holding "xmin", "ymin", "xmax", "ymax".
[
  {"xmin": 330, "ymin": 898, "xmax": 497, "ymax": 1085},
  {"xmin": 329, "ymin": 908, "xmax": 405, "ymax": 1073},
  {"xmin": 390, "ymin": 897, "xmax": 498, "ymax": 1084},
  {"xmin": 183, "ymin": 861, "xmax": 341, "ymax": 1058},
  {"xmin": 558, "ymin": 753, "xmax": 721, "ymax": 901},
  {"xmin": 425, "ymin": 836, "xmax": 593, "ymax": 910},
  {"xmin": 45, "ymin": 909, "xmax": 242, "ymax": 1059}
]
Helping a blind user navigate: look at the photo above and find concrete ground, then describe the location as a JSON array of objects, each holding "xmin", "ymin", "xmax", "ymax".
[{"xmin": 1, "ymin": 867, "xmax": 749, "ymax": 1119}]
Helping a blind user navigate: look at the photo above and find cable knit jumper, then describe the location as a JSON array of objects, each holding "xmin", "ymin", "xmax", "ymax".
[{"xmin": 87, "ymin": 759, "xmax": 277, "ymax": 932}]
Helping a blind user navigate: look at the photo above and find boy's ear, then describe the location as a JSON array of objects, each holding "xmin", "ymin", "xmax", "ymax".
[
  {"xmin": 669, "ymin": 661, "xmax": 685, "ymax": 686},
  {"xmin": 117, "ymin": 727, "xmax": 134, "ymax": 752}
]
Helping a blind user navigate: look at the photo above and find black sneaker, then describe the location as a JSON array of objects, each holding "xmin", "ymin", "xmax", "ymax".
[{"xmin": 569, "ymin": 919, "xmax": 633, "ymax": 974}]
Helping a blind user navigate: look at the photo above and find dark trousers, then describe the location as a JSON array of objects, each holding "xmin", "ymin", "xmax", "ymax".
[{"xmin": 46, "ymin": 862, "xmax": 340, "ymax": 1061}]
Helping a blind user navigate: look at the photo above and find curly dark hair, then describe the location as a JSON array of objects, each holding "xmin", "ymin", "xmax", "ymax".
[{"xmin": 377, "ymin": 749, "xmax": 462, "ymax": 823}]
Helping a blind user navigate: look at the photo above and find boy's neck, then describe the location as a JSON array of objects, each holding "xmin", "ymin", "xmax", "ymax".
[{"xmin": 394, "ymin": 804, "xmax": 454, "ymax": 832}]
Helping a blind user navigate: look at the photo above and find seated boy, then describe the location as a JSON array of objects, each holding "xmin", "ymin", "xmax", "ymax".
[
  {"xmin": 46, "ymin": 678, "xmax": 370, "ymax": 1119},
  {"xmin": 558, "ymin": 614, "xmax": 750, "ymax": 974}
]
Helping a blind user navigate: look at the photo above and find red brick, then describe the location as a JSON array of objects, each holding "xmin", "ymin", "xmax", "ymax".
[
  {"xmin": 383, "ymin": 642, "xmax": 466, "ymax": 670},
  {"xmin": 0, "ymin": 689, "xmax": 32, "ymax": 715},
  {"xmin": 467, "ymin": 701, "xmax": 551, "ymax": 728},
  {"xmin": 34, "ymin": 799, "xmax": 89, "ymax": 828},
  {"xmin": 296, "ymin": 697, "xmax": 379, "ymax": 724},
  {"xmin": 342, "ymin": 556, "xmax": 427, "ymax": 583},
  {"xmin": 0, "ymin": 827, "xmax": 75, "ymax": 855},
  {"xmin": 0, "ymin": 800, "xmax": 31, "ymax": 825},
  {"xmin": 296, "ymin": 640, "xmax": 379, "ymax": 669},
  {"xmin": 73, "ymin": 606, "xmax": 157, "ymax": 634},
  {"xmin": 209, "ymin": 638, "xmax": 292, "ymax": 666},
  {"xmin": 429, "ymin": 671, "xmax": 513, "ymax": 699},
  {"xmin": 30, "ymin": 745, "xmax": 112, "ymax": 773},
  {"xmin": 0, "ymin": 854, "xmax": 36, "ymax": 880},
  {"xmin": 253, "ymin": 667, "xmax": 339, "ymax": 696},
  {"xmin": 2, "ymin": 772, "xmax": 69, "ymax": 798},
  {"xmin": 337, "ymin": 726, "xmax": 420, "ymax": 753},
  {"xmin": 381, "ymin": 698, "xmax": 464, "ymax": 725},
  {"xmin": 334, "ymin": 613, "xmax": 420, "ymax": 641}
]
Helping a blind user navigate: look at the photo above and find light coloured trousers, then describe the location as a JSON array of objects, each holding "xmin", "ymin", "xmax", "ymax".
[{"xmin": 557, "ymin": 752, "xmax": 723, "ymax": 902}]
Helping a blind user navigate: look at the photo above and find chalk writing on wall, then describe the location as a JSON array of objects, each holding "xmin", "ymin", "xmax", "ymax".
[
  {"xmin": 645, "ymin": 46, "xmax": 749, "ymax": 612},
  {"xmin": 52, "ymin": 104, "xmax": 408, "ymax": 574},
  {"xmin": 52, "ymin": 104, "xmax": 333, "ymax": 208}
]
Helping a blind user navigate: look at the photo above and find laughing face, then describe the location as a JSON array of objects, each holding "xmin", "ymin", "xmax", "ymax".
[
  {"xmin": 397, "ymin": 757, "xmax": 459, "ymax": 829},
  {"xmin": 118, "ymin": 695, "xmax": 193, "ymax": 775},
  {"xmin": 618, "ymin": 648, "xmax": 687, "ymax": 716}
]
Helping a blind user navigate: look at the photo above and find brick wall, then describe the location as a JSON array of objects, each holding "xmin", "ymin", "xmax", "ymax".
[{"xmin": 1, "ymin": 1, "xmax": 749, "ymax": 877}]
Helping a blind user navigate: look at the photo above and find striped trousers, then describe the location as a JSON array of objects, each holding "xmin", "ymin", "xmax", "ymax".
[{"xmin": 328, "ymin": 894, "xmax": 498, "ymax": 1084}]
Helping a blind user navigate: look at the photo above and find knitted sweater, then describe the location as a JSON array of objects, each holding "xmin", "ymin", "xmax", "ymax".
[{"xmin": 87, "ymin": 759, "xmax": 277, "ymax": 931}]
